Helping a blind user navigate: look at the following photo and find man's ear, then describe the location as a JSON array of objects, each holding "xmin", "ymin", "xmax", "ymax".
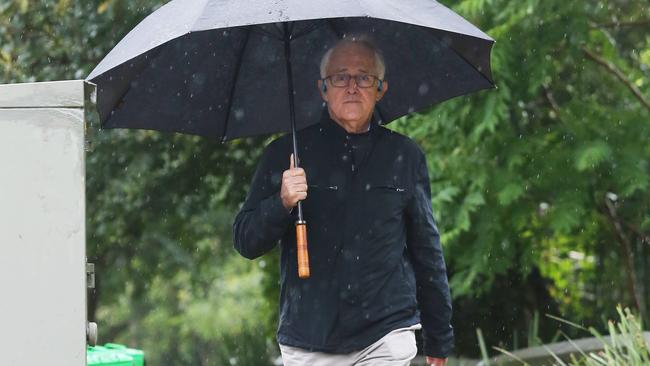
[
  {"xmin": 376, "ymin": 79, "xmax": 388, "ymax": 101},
  {"xmin": 318, "ymin": 79, "xmax": 328, "ymax": 102}
]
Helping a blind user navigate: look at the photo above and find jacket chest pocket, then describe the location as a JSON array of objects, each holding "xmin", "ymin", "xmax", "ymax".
[
  {"xmin": 303, "ymin": 183, "xmax": 341, "ymax": 218},
  {"xmin": 308, "ymin": 184, "xmax": 339, "ymax": 192},
  {"xmin": 366, "ymin": 184, "xmax": 406, "ymax": 193},
  {"xmin": 362, "ymin": 180, "xmax": 408, "ymax": 215}
]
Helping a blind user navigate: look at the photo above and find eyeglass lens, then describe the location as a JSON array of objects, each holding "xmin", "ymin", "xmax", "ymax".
[{"xmin": 329, "ymin": 74, "xmax": 376, "ymax": 88}]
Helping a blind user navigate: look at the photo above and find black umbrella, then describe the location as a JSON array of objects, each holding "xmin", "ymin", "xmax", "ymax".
[{"xmin": 88, "ymin": 0, "xmax": 495, "ymax": 278}]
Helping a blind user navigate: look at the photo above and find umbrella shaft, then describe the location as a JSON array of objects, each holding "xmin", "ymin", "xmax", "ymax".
[{"xmin": 283, "ymin": 22, "xmax": 304, "ymax": 221}]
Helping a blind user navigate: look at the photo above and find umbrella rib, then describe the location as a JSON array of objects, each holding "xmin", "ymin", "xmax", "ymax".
[
  {"xmin": 291, "ymin": 20, "xmax": 326, "ymax": 40},
  {"xmin": 428, "ymin": 29, "xmax": 495, "ymax": 86},
  {"xmin": 250, "ymin": 24, "xmax": 283, "ymax": 42},
  {"xmin": 326, "ymin": 19, "xmax": 344, "ymax": 38},
  {"xmin": 220, "ymin": 27, "xmax": 252, "ymax": 142},
  {"xmin": 99, "ymin": 46, "xmax": 165, "ymax": 127}
]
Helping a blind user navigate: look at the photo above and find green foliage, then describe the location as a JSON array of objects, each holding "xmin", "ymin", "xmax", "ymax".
[{"xmin": 394, "ymin": 0, "xmax": 650, "ymax": 354}]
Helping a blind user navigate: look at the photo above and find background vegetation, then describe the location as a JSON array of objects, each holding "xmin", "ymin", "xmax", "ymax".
[{"xmin": 1, "ymin": 0, "xmax": 648, "ymax": 364}]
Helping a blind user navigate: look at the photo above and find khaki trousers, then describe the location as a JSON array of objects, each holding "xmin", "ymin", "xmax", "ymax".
[{"xmin": 279, "ymin": 324, "xmax": 421, "ymax": 366}]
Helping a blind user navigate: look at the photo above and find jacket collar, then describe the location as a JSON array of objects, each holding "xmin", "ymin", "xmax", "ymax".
[{"xmin": 319, "ymin": 109, "xmax": 381, "ymax": 139}]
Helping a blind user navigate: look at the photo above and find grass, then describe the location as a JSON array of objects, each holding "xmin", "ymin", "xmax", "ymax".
[{"xmin": 477, "ymin": 305, "xmax": 650, "ymax": 365}]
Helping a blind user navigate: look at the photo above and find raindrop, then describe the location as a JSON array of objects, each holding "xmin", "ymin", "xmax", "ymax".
[
  {"xmin": 234, "ymin": 109, "xmax": 245, "ymax": 120},
  {"xmin": 418, "ymin": 83, "xmax": 429, "ymax": 95}
]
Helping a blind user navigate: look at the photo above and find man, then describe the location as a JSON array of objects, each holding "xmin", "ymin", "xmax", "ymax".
[{"xmin": 233, "ymin": 38, "xmax": 452, "ymax": 366}]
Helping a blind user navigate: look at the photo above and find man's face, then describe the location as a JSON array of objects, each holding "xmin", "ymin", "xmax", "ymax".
[{"xmin": 318, "ymin": 43, "xmax": 387, "ymax": 127}]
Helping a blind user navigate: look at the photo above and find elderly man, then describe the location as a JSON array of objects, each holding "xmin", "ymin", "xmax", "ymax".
[{"xmin": 233, "ymin": 38, "xmax": 452, "ymax": 366}]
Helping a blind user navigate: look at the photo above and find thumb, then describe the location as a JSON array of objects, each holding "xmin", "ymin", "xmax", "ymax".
[{"xmin": 289, "ymin": 153, "xmax": 294, "ymax": 169}]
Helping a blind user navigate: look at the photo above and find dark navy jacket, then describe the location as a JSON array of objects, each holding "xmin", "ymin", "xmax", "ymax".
[{"xmin": 233, "ymin": 113, "xmax": 453, "ymax": 358}]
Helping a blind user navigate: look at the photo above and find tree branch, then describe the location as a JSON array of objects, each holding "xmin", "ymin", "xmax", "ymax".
[
  {"xmin": 604, "ymin": 197, "xmax": 642, "ymax": 311},
  {"xmin": 542, "ymin": 85, "xmax": 562, "ymax": 120},
  {"xmin": 590, "ymin": 19, "xmax": 650, "ymax": 28},
  {"xmin": 582, "ymin": 47, "xmax": 650, "ymax": 112},
  {"xmin": 623, "ymin": 222, "xmax": 650, "ymax": 246}
]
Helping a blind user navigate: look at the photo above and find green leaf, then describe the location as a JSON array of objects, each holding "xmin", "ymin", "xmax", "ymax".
[
  {"xmin": 497, "ymin": 183, "xmax": 525, "ymax": 205},
  {"xmin": 465, "ymin": 191, "xmax": 486, "ymax": 208},
  {"xmin": 433, "ymin": 186, "xmax": 460, "ymax": 203},
  {"xmin": 548, "ymin": 201, "xmax": 585, "ymax": 234},
  {"xmin": 575, "ymin": 141, "xmax": 612, "ymax": 171}
]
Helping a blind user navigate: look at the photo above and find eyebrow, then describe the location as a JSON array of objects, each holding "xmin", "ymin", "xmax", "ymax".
[{"xmin": 334, "ymin": 68, "xmax": 370, "ymax": 73}]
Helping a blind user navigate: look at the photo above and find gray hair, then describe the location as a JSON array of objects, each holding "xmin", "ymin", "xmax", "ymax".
[{"xmin": 319, "ymin": 37, "xmax": 386, "ymax": 80}]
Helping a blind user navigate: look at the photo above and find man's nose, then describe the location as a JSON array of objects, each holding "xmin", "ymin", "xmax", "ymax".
[{"xmin": 345, "ymin": 78, "xmax": 359, "ymax": 93}]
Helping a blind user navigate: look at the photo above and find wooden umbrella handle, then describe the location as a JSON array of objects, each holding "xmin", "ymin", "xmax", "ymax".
[{"xmin": 296, "ymin": 220, "xmax": 310, "ymax": 279}]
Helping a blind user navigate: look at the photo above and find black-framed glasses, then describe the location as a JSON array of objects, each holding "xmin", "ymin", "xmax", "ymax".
[{"xmin": 322, "ymin": 73, "xmax": 380, "ymax": 88}]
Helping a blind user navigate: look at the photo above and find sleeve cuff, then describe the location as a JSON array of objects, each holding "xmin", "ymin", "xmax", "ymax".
[
  {"xmin": 422, "ymin": 327, "xmax": 454, "ymax": 358},
  {"xmin": 424, "ymin": 343, "xmax": 451, "ymax": 359}
]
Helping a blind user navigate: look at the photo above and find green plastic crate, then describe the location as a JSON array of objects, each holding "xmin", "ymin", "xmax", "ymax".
[
  {"xmin": 103, "ymin": 343, "xmax": 145, "ymax": 366},
  {"xmin": 87, "ymin": 345, "xmax": 134, "ymax": 366}
]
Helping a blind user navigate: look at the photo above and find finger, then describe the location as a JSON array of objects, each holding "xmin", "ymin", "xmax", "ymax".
[
  {"xmin": 293, "ymin": 190, "xmax": 304, "ymax": 197},
  {"xmin": 289, "ymin": 153, "xmax": 294, "ymax": 170},
  {"xmin": 294, "ymin": 183, "xmax": 308, "ymax": 192},
  {"xmin": 284, "ymin": 169, "xmax": 298, "ymax": 181},
  {"xmin": 291, "ymin": 167, "xmax": 305, "ymax": 177},
  {"xmin": 288, "ymin": 176, "xmax": 308, "ymax": 186}
]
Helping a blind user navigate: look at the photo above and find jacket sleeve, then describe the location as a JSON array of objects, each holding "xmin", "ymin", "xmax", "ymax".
[
  {"xmin": 405, "ymin": 150, "xmax": 454, "ymax": 358},
  {"xmin": 233, "ymin": 141, "xmax": 294, "ymax": 259}
]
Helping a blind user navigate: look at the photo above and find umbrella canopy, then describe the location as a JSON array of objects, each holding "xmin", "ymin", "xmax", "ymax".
[{"xmin": 87, "ymin": 0, "xmax": 494, "ymax": 141}]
